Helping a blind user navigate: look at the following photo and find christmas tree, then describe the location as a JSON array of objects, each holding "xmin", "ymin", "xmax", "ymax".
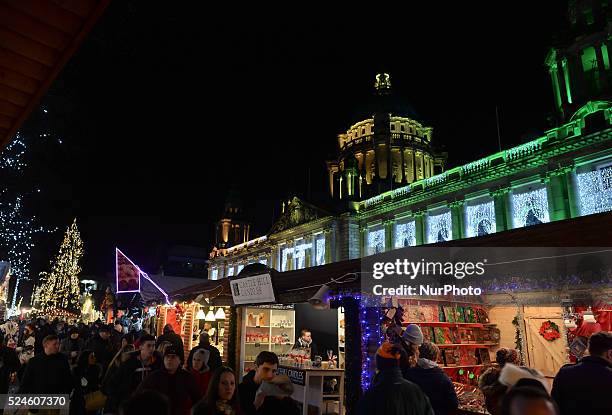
[{"xmin": 34, "ymin": 219, "xmax": 83, "ymax": 314}]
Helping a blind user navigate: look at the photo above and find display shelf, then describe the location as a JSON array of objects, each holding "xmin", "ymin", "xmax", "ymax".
[
  {"xmin": 403, "ymin": 322, "xmax": 496, "ymax": 328},
  {"xmin": 322, "ymin": 394, "xmax": 340, "ymax": 398},
  {"xmin": 436, "ymin": 343, "xmax": 498, "ymax": 348},
  {"xmin": 246, "ymin": 325, "xmax": 270, "ymax": 328},
  {"xmin": 442, "ymin": 364, "xmax": 487, "ymax": 369}
]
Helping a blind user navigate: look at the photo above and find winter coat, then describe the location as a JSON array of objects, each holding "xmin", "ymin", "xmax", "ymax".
[
  {"xmin": 357, "ymin": 367, "xmax": 435, "ymax": 415},
  {"xmin": 192, "ymin": 400, "xmax": 242, "ymax": 415},
  {"xmin": 70, "ymin": 363, "xmax": 102, "ymax": 415},
  {"xmin": 238, "ymin": 370, "xmax": 300, "ymax": 415},
  {"xmin": 104, "ymin": 350, "xmax": 162, "ymax": 413},
  {"xmin": 85, "ymin": 335, "xmax": 115, "ymax": 374},
  {"xmin": 19, "ymin": 352, "xmax": 73, "ymax": 394},
  {"xmin": 190, "ymin": 368, "xmax": 213, "ymax": 395},
  {"xmin": 551, "ymin": 355, "xmax": 612, "ymax": 415},
  {"xmin": 60, "ymin": 337, "xmax": 85, "ymax": 366},
  {"xmin": 402, "ymin": 359, "xmax": 459, "ymax": 415},
  {"xmin": 187, "ymin": 343, "xmax": 222, "ymax": 372},
  {"xmin": 0, "ymin": 346, "xmax": 20, "ymax": 394},
  {"xmin": 136, "ymin": 368, "xmax": 203, "ymax": 415}
]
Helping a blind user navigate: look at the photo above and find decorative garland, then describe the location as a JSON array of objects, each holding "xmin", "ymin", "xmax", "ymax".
[
  {"xmin": 511, "ymin": 314, "xmax": 525, "ymax": 364},
  {"xmin": 539, "ymin": 320, "xmax": 561, "ymax": 341}
]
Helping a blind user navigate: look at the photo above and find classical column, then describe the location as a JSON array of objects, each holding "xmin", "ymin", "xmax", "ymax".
[
  {"xmin": 556, "ymin": 54, "xmax": 569, "ymax": 107},
  {"xmin": 544, "ymin": 165, "xmax": 574, "ymax": 221},
  {"xmin": 412, "ymin": 150, "xmax": 417, "ymax": 183},
  {"xmin": 324, "ymin": 229, "xmax": 333, "ymax": 264},
  {"xmin": 360, "ymin": 226, "xmax": 368, "ymax": 257},
  {"xmin": 490, "ymin": 187, "xmax": 511, "ymax": 232},
  {"xmin": 384, "ymin": 219, "xmax": 394, "ymax": 251},
  {"xmin": 400, "ymin": 146, "xmax": 405, "ymax": 182},
  {"xmin": 564, "ymin": 168, "xmax": 579, "ymax": 218},
  {"xmin": 595, "ymin": 43, "xmax": 608, "ymax": 89},
  {"xmin": 414, "ymin": 210, "xmax": 426, "ymax": 245},
  {"xmin": 449, "ymin": 200, "xmax": 465, "ymax": 240}
]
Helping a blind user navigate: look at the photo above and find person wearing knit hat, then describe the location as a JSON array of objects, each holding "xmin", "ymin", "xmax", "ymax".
[
  {"xmin": 357, "ymin": 341, "xmax": 434, "ymax": 415},
  {"xmin": 498, "ymin": 363, "xmax": 550, "ymax": 394},
  {"xmin": 402, "ymin": 324, "xmax": 424, "ymax": 346}
]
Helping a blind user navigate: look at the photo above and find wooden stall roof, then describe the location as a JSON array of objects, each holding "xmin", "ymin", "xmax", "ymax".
[
  {"xmin": 168, "ymin": 210, "xmax": 612, "ymax": 305},
  {"xmin": 0, "ymin": 0, "xmax": 111, "ymax": 149}
]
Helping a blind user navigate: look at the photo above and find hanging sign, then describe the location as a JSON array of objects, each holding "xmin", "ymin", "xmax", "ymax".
[
  {"xmin": 230, "ymin": 273, "xmax": 276, "ymax": 305},
  {"xmin": 116, "ymin": 248, "xmax": 141, "ymax": 293}
]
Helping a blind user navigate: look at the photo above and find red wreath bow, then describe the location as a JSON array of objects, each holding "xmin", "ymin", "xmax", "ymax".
[{"xmin": 539, "ymin": 320, "xmax": 561, "ymax": 341}]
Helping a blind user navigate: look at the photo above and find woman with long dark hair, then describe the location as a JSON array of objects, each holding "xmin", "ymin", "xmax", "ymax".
[{"xmin": 192, "ymin": 366, "xmax": 241, "ymax": 415}]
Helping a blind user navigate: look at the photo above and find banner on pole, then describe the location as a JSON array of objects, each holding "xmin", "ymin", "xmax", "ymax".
[{"xmin": 116, "ymin": 248, "xmax": 140, "ymax": 293}]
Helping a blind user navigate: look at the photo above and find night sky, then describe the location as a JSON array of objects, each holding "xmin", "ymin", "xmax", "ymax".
[{"xmin": 17, "ymin": 2, "xmax": 568, "ymax": 283}]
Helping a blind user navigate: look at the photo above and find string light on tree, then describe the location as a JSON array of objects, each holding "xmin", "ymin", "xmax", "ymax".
[
  {"xmin": 0, "ymin": 131, "xmax": 54, "ymax": 313},
  {"xmin": 34, "ymin": 219, "xmax": 83, "ymax": 315}
]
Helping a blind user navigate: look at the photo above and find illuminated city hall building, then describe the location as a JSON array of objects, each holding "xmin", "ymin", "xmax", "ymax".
[{"xmin": 208, "ymin": 1, "xmax": 612, "ymax": 278}]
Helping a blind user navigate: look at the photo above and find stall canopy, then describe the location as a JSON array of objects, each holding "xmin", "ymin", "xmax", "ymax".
[
  {"xmin": 167, "ymin": 209, "xmax": 612, "ymax": 305},
  {"xmin": 0, "ymin": 0, "xmax": 111, "ymax": 149}
]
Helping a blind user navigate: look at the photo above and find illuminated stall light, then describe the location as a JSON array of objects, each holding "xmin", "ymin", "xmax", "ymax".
[
  {"xmin": 394, "ymin": 220, "xmax": 416, "ymax": 248},
  {"xmin": 465, "ymin": 199, "xmax": 496, "ymax": 238},
  {"xmin": 367, "ymin": 227, "xmax": 385, "ymax": 255},
  {"xmin": 576, "ymin": 166, "xmax": 612, "ymax": 215},
  {"xmin": 427, "ymin": 210, "xmax": 452, "ymax": 243},
  {"xmin": 511, "ymin": 187, "xmax": 550, "ymax": 228},
  {"xmin": 281, "ymin": 247, "xmax": 293, "ymax": 272}
]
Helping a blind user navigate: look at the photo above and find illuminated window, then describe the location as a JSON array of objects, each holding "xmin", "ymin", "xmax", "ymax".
[
  {"xmin": 464, "ymin": 198, "xmax": 496, "ymax": 238},
  {"xmin": 394, "ymin": 220, "xmax": 416, "ymax": 248},
  {"xmin": 237, "ymin": 264, "xmax": 244, "ymax": 274},
  {"xmin": 293, "ymin": 239, "xmax": 312, "ymax": 270},
  {"xmin": 281, "ymin": 246, "xmax": 293, "ymax": 272},
  {"xmin": 511, "ymin": 186, "xmax": 550, "ymax": 228},
  {"xmin": 427, "ymin": 210, "xmax": 452, "ymax": 243},
  {"xmin": 211, "ymin": 269, "xmax": 218, "ymax": 280},
  {"xmin": 227, "ymin": 266, "xmax": 234, "ymax": 277},
  {"xmin": 315, "ymin": 234, "xmax": 326, "ymax": 266},
  {"xmin": 259, "ymin": 258, "xmax": 268, "ymax": 265},
  {"xmin": 576, "ymin": 165, "xmax": 612, "ymax": 215},
  {"xmin": 367, "ymin": 226, "xmax": 385, "ymax": 255}
]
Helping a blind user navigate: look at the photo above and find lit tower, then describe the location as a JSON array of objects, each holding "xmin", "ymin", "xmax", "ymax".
[
  {"xmin": 214, "ymin": 189, "xmax": 251, "ymax": 250},
  {"xmin": 546, "ymin": 0, "xmax": 612, "ymax": 124},
  {"xmin": 326, "ymin": 73, "xmax": 447, "ymax": 202}
]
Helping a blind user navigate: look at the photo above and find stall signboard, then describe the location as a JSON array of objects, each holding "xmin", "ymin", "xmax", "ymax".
[
  {"xmin": 277, "ymin": 365, "xmax": 306, "ymax": 386},
  {"xmin": 116, "ymin": 248, "xmax": 141, "ymax": 293},
  {"xmin": 230, "ymin": 273, "xmax": 276, "ymax": 304}
]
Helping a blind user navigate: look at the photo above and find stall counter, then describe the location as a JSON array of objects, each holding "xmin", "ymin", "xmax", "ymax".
[{"xmin": 277, "ymin": 365, "xmax": 344, "ymax": 415}]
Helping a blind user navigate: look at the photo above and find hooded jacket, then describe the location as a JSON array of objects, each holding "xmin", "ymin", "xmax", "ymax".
[
  {"xmin": 551, "ymin": 355, "xmax": 612, "ymax": 415},
  {"xmin": 357, "ymin": 367, "xmax": 434, "ymax": 415},
  {"xmin": 402, "ymin": 358, "xmax": 459, "ymax": 415}
]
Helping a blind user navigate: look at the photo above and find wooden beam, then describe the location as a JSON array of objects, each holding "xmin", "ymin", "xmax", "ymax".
[
  {"xmin": 0, "ymin": 113, "xmax": 12, "ymax": 129},
  {"xmin": 0, "ymin": 100, "xmax": 22, "ymax": 118},
  {"xmin": 0, "ymin": 3, "xmax": 71, "ymax": 50},
  {"xmin": 0, "ymin": 84, "xmax": 30, "ymax": 107},
  {"xmin": 8, "ymin": 0, "xmax": 83, "ymax": 35},
  {"xmin": 0, "ymin": 27, "xmax": 58, "ymax": 66},
  {"xmin": 0, "ymin": 47, "xmax": 49, "ymax": 80},
  {"xmin": 0, "ymin": 64, "xmax": 40, "ymax": 94},
  {"xmin": 51, "ymin": 0, "xmax": 98, "ymax": 19},
  {"xmin": 0, "ymin": 0, "xmax": 111, "ymax": 148}
]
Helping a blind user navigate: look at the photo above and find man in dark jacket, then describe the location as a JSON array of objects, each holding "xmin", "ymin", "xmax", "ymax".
[
  {"xmin": 105, "ymin": 334, "xmax": 163, "ymax": 413},
  {"xmin": 357, "ymin": 341, "xmax": 434, "ymax": 415},
  {"xmin": 157, "ymin": 324, "xmax": 184, "ymax": 363},
  {"xmin": 19, "ymin": 334, "xmax": 72, "ymax": 394},
  {"xmin": 551, "ymin": 331, "xmax": 612, "ymax": 415},
  {"xmin": 186, "ymin": 332, "xmax": 221, "ymax": 371},
  {"xmin": 85, "ymin": 324, "xmax": 115, "ymax": 374},
  {"xmin": 136, "ymin": 346, "xmax": 202, "ymax": 415},
  {"xmin": 239, "ymin": 351, "xmax": 299, "ymax": 415},
  {"xmin": 0, "ymin": 339, "xmax": 19, "ymax": 393},
  {"xmin": 60, "ymin": 326, "xmax": 84, "ymax": 366},
  {"xmin": 402, "ymin": 342, "xmax": 459, "ymax": 415}
]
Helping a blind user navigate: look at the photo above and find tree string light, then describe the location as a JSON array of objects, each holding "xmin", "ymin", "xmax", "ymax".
[
  {"xmin": 33, "ymin": 219, "xmax": 83, "ymax": 315},
  {"xmin": 0, "ymin": 131, "xmax": 55, "ymax": 313}
]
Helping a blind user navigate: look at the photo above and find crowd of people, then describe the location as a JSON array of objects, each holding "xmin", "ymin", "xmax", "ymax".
[
  {"xmin": 0, "ymin": 317, "xmax": 610, "ymax": 415},
  {"xmin": 357, "ymin": 324, "xmax": 612, "ymax": 415}
]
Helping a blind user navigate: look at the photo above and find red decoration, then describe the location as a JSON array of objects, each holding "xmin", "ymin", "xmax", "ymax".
[{"xmin": 539, "ymin": 320, "xmax": 561, "ymax": 341}]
